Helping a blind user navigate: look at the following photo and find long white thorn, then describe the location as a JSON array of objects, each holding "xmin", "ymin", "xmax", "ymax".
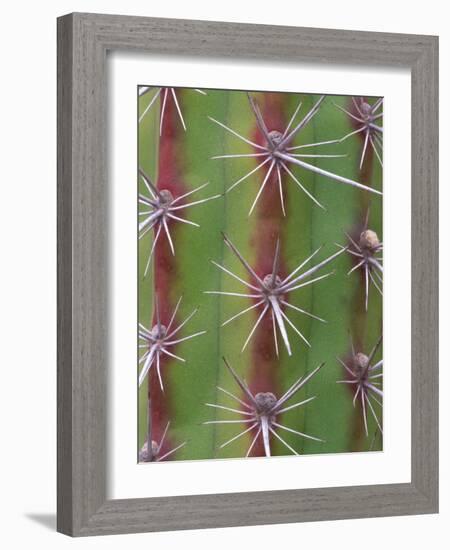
[
  {"xmin": 139, "ymin": 88, "xmax": 161, "ymax": 124},
  {"xmin": 274, "ymin": 363, "xmax": 325, "ymax": 410},
  {"xmin": 337, "ymin": 357, "xmax": 355, "ymax": 378},
  {"xmin": 166, "ymin": 213, "xmax": 200, "ymax": 227},
  {"xmin": 157, "ymin": 421, "xmax": 170, "ymax": 453},
  {"xmin": 353, "ymin": 385, "xmax": 361, "ymax": 407},
  {"xmin": 140, "ymin": 173, "xmax": 157, "ymax": 199},
  {"xmin": 269, "ymin": 427, "xmax": 299, "ymax": 456},
  {"xmin": 269, "ymin": 297, "xmax": 291, "ymax": 355},
  {"xmin": 170, "ymin": 182, "xmax": 209, "ymax": 204},
  {"xmin": 278, "ymin": 307, "xmax": 311, "ymax": 348},
  {"xmin": 171, "ymin": 88, "xmax": 187, "ymax": 131},
  {"xmin": 160, "ymin": 347, "xmax": 185, "ymax": 363},
  {"xmin": 139, "ymin": 209, "xmax": 162, "ymax": 233},
  {"xmin": 334, "ymin": 102, "xmax": 364, "ymax": 124},
  {"xmin": 348, "ymin": 258, "xmax": 366, "ymax": 275},
  {"xmin": 247, "ymin": 93, "xmax": 272, "ymax": 143},
  {"xmin": 162, "ymin": 218, "xmax": 175, "ymax": 255},
  {"xmin": 222, "ymin": 300, "xmax": 265, "ymax": 327},
  {"xmin": 281, "ymin": 245, "xmax": 323, "ymax": 286},
  {"xmin": 276, "ymin": 152, "xmax": 382, "ymax": 195},
  {"xmin": 279, "ymin": 96, "xmax": 325, "ymax": 147},
  {"xmin": 156, "ymin": 352, "xmax": 164, "ymax": 393},
  {"xmin": 371, "ymin": 135, "xmax": 383, "ymax": 166},
  {"xmin": 167, "ymin": 308, "xmax": 199, "ymax": 338},
  {"xmin": 282, "ymin": 271, "xmax": 334, "ymax": 294},
  {"xmin": 338, "ymin": 126, "xmax": 366, "ymax": 143},
  {"xmin": 371, "ymin": 360, "xmax": 383, "ymax": 371},
  {"xmin": 157, "ymin": 441, "xmax": 187, "ymax": 462},
  {"xmin": 227, "ymin": 157, "xmax": 271, "ymax": 193},
  {"xmin": 277, "ymin": 395, "xmax": 317, "ymax": 415},
  {"xmin": 369, "ymin": 270, "xmax": 383, "ymax": 295},
  {"xmin": 361, "ymin": 390, "xmax": 368, "ymax": 436},
  {"xmin": 352, "ymin": 97, "xmax": 364, "ymax": 117},
  {"xmin": 222, "ymin": 234, "xmax": 265, "ymax": 285},
  {"xmin": 276, "ymin": 163, "xmax": 286, "ymax": 216},
  {"xmin": 159, "ymin": 88, "xmax": 168, "ymax": 136},
  {"xmin": 205, "ymin": 403, "xmax": 253, "ymax": 416},
  {"xmin": 248, "ymin": 161, "xmax": 275, "ymax": 216},
  {"xmin": 260, "ymin": 416, "xmax": 271, "ymax": 457},
  {"xmin": 219, "ymin": 423, "xmax": 258, "ymax": 449},
  {"xmin": 165, "ymin": 330, "xmax": 206, "ymax": 346},
  {"xmin": 273, "ymin": 422, "xmax": 323, "ymax": 443},
  {"xmin": 367, "ymin": 383, "xmax": 383, "ymax": 398},
  {"xmin": 211, "ymin": 260, "xmax": 261, "ymax": 291},
  {"xmin": 289, "ymin": 153, "xmax": 347, "ymax": 159},
  {"xmin": 217, "ymin": 386, "xmax": 253, "ymax": 409},
  {"xmin": 208, "ymin": 116, "xmax": 265, "ymax": 150},
  {"xmin": 169, "ymin": 194, "xmax": 221, "ymax": 211},
  {"xmin": 241, "ymin": 304, "xmax": 269, "ymax": 352},
  {"xmin": 281, "ymin": 161, "xmax": 326, "ymax": 210},
  {"xmin": 271, "ymin": 309, "xmax": 279, "ymax": 357},
  {"xmin": 360, "ymin": 130, "xmax": 370, "ymax": 169},
  {"xmin": 204, "ymin": 291, "xmax": 260, "ymax": 298},
  {"xmin": 211, "ymin": 152, "xmax": 270, "ymax": 160},
  {"xmin": 138, "ymin": 347, "xmax": 156, "ymax": 386},
  {"xmin": 287, "ymin": 138, "xmax": 341, "ymax": 150},
  {"xmin": 203, "ymin": 419, "xmax": 255, "ymax": 425},
  {"xmin": 222, "ymin": 358, "xmax": 258, "ymax": 407},
  {"xmin": 282, "ymin": 100, "xmax": 303, "ymax": 139},
  {"xmin": 167, "ymin": 296, "xmax": 182, "ymax": 332},
  {"xmin": 143, "ymin": 224, "xmax": 161, "ymax": 277},
  {"xmin": 246, "ymin": 427, "xmax": 262, "ymax": 457},
  {"xmin": 281, "ymin": 300, "xmax": 326, "ymax": 323},
  {"xmin": 281, "ymin": 246, "xmax": 345, "ymax": 290}
]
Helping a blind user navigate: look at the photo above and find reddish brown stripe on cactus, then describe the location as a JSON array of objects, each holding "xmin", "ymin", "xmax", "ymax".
[
  {"xmin": 248, "ymin": 93, "xmax": 287, "ymax": 456},
  {"xmin": 148, "ymin": 91, "xmax": 188, "ymax": 459}
]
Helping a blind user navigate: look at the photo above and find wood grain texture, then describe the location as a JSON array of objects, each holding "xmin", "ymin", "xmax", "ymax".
[{"xmin": 57, "ymin": 12, "xmax": 439, "ymax": 536}]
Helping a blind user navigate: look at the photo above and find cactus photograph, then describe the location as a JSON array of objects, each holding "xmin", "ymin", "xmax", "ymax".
[{"xmin": 138, "ymin": 86, "xmax": 383, "ymax": 463}]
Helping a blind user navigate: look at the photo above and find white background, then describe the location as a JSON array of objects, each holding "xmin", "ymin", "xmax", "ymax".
[{"xmin": 0, "ymin": 1, "xmax": 446, "ymax": 548}]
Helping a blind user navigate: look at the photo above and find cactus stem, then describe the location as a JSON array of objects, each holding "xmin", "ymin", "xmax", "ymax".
[
  {"xmin": 210, "ymin": 94, "xmax": 381, "ymax": 214},
  {"xmin": 205, "ymin": 359, "xmax": 324, "ymax": 457},
  {"xmin": 207, "ymin": 234, "xmax": 343, "ymax": 353},
  {"xmin": 336, "ymin": 338, "xmax": 383, "ymax": 437},
  {"xmin": 139, "ymin": 169, "xmax": 220, "ymax": 272},
  {"xmin": 139, "ymin": 421, "xmax": 187, "ymax": 462},
  {"xmin": 335, "ymin": 97, "xmax": 383, "ymax": 169},
  {"xmin": 138, "ymin": 297, "xmax": 206, "ymax": 391},
  {"xmin": 139, "ymin": 86, "xmax": 206, "ymax": 132},
  {"xmin": 340, "ymin": 223, "xmax": 383, "ymax": 311}
]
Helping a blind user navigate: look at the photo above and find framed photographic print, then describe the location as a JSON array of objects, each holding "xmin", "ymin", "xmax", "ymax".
[{"xmin": 57, "ymin": 13, "xmax": 438, "ymax": 536}]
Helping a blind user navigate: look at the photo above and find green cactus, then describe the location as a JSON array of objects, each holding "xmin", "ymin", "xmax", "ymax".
[{"xmin": 138, "ymin": 87, "xmax": 383, "ymax": 462}]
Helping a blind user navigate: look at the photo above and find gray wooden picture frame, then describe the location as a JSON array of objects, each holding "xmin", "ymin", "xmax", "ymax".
[{"xmin": 57, "ymin": 12, "xmax": 439, "ymax": 537}]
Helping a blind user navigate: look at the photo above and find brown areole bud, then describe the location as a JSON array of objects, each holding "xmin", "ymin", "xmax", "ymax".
[
  {"xmin": 353, "ymin": 352, "xmax": 369, "ymax": 370},
  {"xmin": 255, "ymin": 392, "xmax": 278, "ymax": 414},
  {"xmin": 360, "ymin": 102, "xmax": 372, "ymax": 117},
  {"xmin": 158, "ymin": 189, "xmax": 174, "ymax": 207},
  {"xmin": 267, "ymin": 129, "xmax": 283, "ymax": 148},
  {"xmin": 359, "ymin": 229, "xmax": 380, "ymax": 252},
  {"xmin": 263, "ymin": 273, "xmax": 283, "ymax": 290}
]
